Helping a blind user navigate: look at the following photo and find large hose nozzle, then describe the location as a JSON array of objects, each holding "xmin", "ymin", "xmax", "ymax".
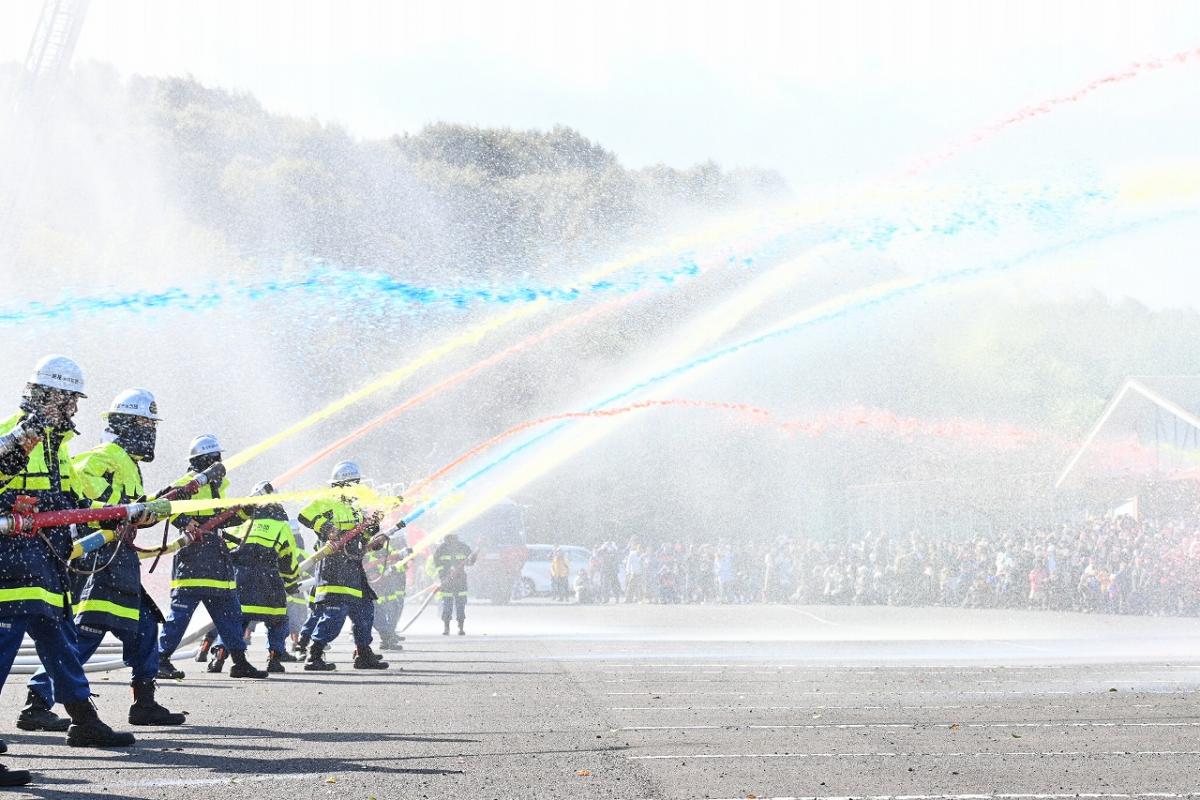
[{"xmin": 157, "ymin": 462, "xmax": 226, "ymax": 501}]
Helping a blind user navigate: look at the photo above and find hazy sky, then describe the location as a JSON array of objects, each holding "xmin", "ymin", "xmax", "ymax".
[
  {"xmin": 2, "ymin": 1, "xmax": 1198, "ymax": 306},
  {"xmin": 3, "ymin": 0, "xmax": 1198, "ymax": 186}
]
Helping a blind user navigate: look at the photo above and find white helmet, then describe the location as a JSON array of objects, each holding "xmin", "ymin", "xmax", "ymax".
[
  {"xmin": 330, "ymin": 460, "xmax": 363, "ymax": 485},
  {"xmin": 105, "ymin": 388, "xmax": 161, "ymax": 421},
  {"xmin": 28, "ymin": 355, "xmax": 86, "ymax": 397},
  {"xmin": 188, "ymin": 434, "xmax": 222, "ymax": 458},
  {"xmin": 251, "ymin": 480, "xmax": 274, "ymax": 496}
]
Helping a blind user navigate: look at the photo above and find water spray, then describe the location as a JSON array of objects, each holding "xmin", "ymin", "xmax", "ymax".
[
  {"xmin": 270, "ymin": 295, "xmax": 640, "ymax": 486},
  {"xmin": 906, "ymin": 45, "xmax": 1200, "ymax": 175},
  {"xmin": 396, "ymin": 211, "xmax": 1195, "ymax": 563}
]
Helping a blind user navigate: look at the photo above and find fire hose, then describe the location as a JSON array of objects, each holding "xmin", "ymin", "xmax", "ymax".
[
  {"xmin": 397, "ymin": 581, "xmax": 440, "ymax": 633},
  {"xmin": 64, "ymin": 462, "xmax": 227, "ymax": 561},
  {"xmin": 0, "ymin": 497, "xmax": 173, "ymax": 541},
  {"xmin": 1, "ymin": 465, "xmax": 228, "ymax": 672},
  {"xmin": 0, "ymin": 499, "xmax": 219, "ymax": 674},
  {"xmin": 296, "ymin": 517, "xmax": 404, "ymax": 575},
  {"xmin": 144, "ymin": 505, "xmax": 244, "ymax": 557}
]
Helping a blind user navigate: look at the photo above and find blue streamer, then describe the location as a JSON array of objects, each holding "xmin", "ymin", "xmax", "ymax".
[{"xmin": 402, "ymin": 210, "xmax": 1193, "ymax": 525}]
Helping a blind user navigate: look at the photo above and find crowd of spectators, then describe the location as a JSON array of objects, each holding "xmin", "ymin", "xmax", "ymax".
[{"xmin": 562, "ymin": 482, "xmax": 1200, "ymax": 616}]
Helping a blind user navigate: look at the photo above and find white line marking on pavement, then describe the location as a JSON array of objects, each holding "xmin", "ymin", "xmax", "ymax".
[
  {"xmin": 628, "ymin": 750, "xmax": 1200, "ymax": 761},
  {"xmin": 597, "ymin": 663, "xmax": 1200, "ymax": 671},
  {"xmin": 659, "ymin": 795, "xmax": 1200, "ymax": 800},
  {"xmin": 609, "ymin": 704, "xmax": 1075, "ymax": 711},
  {"xmin": 612, "ymin": 705, "xmax": 885, "ymax": 711},
  {"xmin": 790, "ymin": 608, "xmax": 841, "ymax": 626},
  {"xmin": 618, "ymin": 721, "xmax": 1200, "ymax": 731},
  {"xmin": 98, "ymin": 774, "xmax": 323, "ymax": 788},
  {"xmin": 606, "ymin": 691, "xmax": 779, "ymax": 696},
  {"xmin": 602, "ymin": 684, "xmax": 1200, "ymax": 696}
]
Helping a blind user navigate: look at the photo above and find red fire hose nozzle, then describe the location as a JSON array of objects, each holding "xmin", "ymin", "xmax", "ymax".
[
  {"xmin": 156, "ymin": 462, "xmax": 226, "ymax": 502},
  {"xmin": 0, "ymin": 496, "xmax": 173, "ymax": 538}
]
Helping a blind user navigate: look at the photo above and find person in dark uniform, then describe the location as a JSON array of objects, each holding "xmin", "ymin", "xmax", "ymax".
[
  {"xmin": 427, "ymin": 533, "xmax": 477, "ymax": 636},
  {"xmin": 20, "ymin": 388, "xmax": 185, "ymax": 732},
  {"xmin": 215, "ymin": 481, "xmax": 299, "ymax": 673},
  {"xmin": 297, "ymin": 461, "xmax": 389, "ymax": 671},
  {"xmin": 367, "ymin": 530, "xmax": 411, "ymax": 651},
  {"xmin": 0, "ymin": 356, "xmax": 138, "ymax": 787},
  {"xmin": 156, "ymin": 434, "xmax": 267, "ymax": 680}
]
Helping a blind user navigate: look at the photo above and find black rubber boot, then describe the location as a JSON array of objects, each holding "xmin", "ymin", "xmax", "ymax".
[
  {"xmin": 0, "ymin": 763, "xmax": 30, "ymax": 787},
  {"xmin": 16, "ymin": 689, "xmax": 70, "ymax": 732},
  {"xmin": 266, "ymin": 651, "xmax": 285, "ymax": 674},
  {"xmin": 157, "ymin": 654, "xmax": 185, "ymax": 680},
  {"xmin": 442, "ymin": 620, "xmax": 450, "ymax": 636},
  {"xmin": 458, "ymin": 622, "xmax": 466, "ymax": 636},
  {"xmin": 227, "ymin": 649, "xmax": 268, "ymax": 679},
  {"xmin": 353, "ymin": 646, "xmax": 389, "ymax": 670},
  {"xmin": 379, "ymin": 633, "xmax": 404, "ymax": 651},
  {"xmin": 304, "ymin": 642, "xmax": 336, "ymax": 671},
  {"xmin": 206, "ymin": 645, "xmax": 227, "ymax": 674},
  {"xmin": 128, "ymin": 680, "xmax": 187, "ymax": 726},
  {"xmin": 276, "ymin": 649, "xmax": 298, "ymax": 663},
  {"xmin": 194, "ymin": 634, "xmax": 213, "ymax": 662},
  {"xmin": 293, "ymin": 634, "xmax": 309, "ymax": 657},
  {"xmin": 64, "ymin": 700, "xmax": 136, "ymax": 748}
]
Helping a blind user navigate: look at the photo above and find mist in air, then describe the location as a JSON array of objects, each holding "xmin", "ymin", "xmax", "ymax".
[{"xmin": 2, "ymin": 1, "xmax": 1200, "ymax": 644}]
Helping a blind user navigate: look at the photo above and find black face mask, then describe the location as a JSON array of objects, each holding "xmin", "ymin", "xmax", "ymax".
[
  {"xmin": 108, "ymin": 415, "xmax": 157, "ymax": 462},
  {"xmin": 21, "ymin": 390, "xmax": 78, "ymax": 434},
  {"xmin": 189, "ymin": 452, "xmax": 221, "ymax": 473},
  {"xmin": 254, "ymin": 502, "xmax": 287, "ymax": 521}
]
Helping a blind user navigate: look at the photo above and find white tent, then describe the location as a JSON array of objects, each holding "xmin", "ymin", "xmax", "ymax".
[{"xmin": 1056, "ymin": 377, "xmax": 1200, "ymax": 489}]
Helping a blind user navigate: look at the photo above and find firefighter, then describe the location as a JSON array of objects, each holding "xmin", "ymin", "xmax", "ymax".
[
  {"xmin": 285, "ymin": 541, "xmax": 312, "ymax": 655},
  {"xmin": 367, "ymin": 529, "xmax": 412, "ymax": 651},
  {"xmin": 0, "ymin": 356, "xmax": 138, "ymax": 783},
  {"xmin": 427, "ymin": 532, "xmax": 476, "ymax": 636},
  {"xmin": 213, "ymin": 481, "xmax": 298, "ymax": 673},
  {"xmin": 156, "ymin": 435, "xmax": 267, "ymax": 680},
  {"xmin": 296, "ymin": 460, "xmax": 389, "ymax": 671},
  {"xmin": 20, "ymin": 388, "xmax": 186, "ymax": 733}
]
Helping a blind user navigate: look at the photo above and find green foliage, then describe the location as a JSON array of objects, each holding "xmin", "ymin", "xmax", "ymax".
[{"xmin": 115, "ymin": 76, "xmax": 789, "ymax": 273}]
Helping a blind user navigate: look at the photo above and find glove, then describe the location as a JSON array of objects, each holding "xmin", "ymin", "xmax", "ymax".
[
  {"xmin": 368, "ymin": 532, "xmax": 389, "ymax": 551},
  {"xmin": 183, "ymin": 520, "xmax": 203, "ymax": 545},
  {"xmin": 0, "ymin": 415, "xmax": 43, "ymax": 462},
  {"xmin": 127, "ymin": 505, "xmax": 159, "ymax": 527},
  {"xmin": 154, "ymin": 479, "xmax": 198, "ymax": 500}
]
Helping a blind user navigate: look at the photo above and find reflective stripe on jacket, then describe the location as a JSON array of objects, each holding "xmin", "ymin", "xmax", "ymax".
[
  {"xmin": 427, "ymin": 538, "xmax": 474, "ymax": 597},
  {"xmin": 229, "ymin": 509, "xmax": 296, "ymax": 619},
  {"xmin": 71, "ymin": 442, "xmax": 146, "ymax": 632},
  {"xmin": 0, "ymin": 412, "xmax": 84, "ymax": 619},
  {"xmin": 298, "ymin": 496, "xmax": 375, "ymax": 604},
  {"xmin": 168, "ymin": 471, "xmax": 238, "ymax": 595}
]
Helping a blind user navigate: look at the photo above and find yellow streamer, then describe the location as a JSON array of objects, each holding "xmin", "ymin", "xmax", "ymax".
[{"xmin": 223, "ymin": 209, "xmax": 776, "ymax": 472}]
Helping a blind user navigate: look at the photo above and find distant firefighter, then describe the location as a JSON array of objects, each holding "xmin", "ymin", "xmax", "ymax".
[{"xmin": 427, "ymin": 533, "xmax": 477, "ymax": 635}]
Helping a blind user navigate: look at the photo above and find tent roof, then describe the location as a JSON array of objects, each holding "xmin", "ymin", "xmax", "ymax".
[{"xmin": 1055, "ymin": 376, "xmax": 1200, "ymax": 488}]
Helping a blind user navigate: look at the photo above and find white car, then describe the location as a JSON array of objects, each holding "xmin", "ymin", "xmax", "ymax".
[{"xmin": 516, "ymin": 544, "xmax": 593, "ymax": 598}]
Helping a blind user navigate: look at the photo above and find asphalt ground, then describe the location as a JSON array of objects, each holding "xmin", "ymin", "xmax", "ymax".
[{"xmin": 4, "ymin": 603, "xmax": 1200, "ymax": 799}]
